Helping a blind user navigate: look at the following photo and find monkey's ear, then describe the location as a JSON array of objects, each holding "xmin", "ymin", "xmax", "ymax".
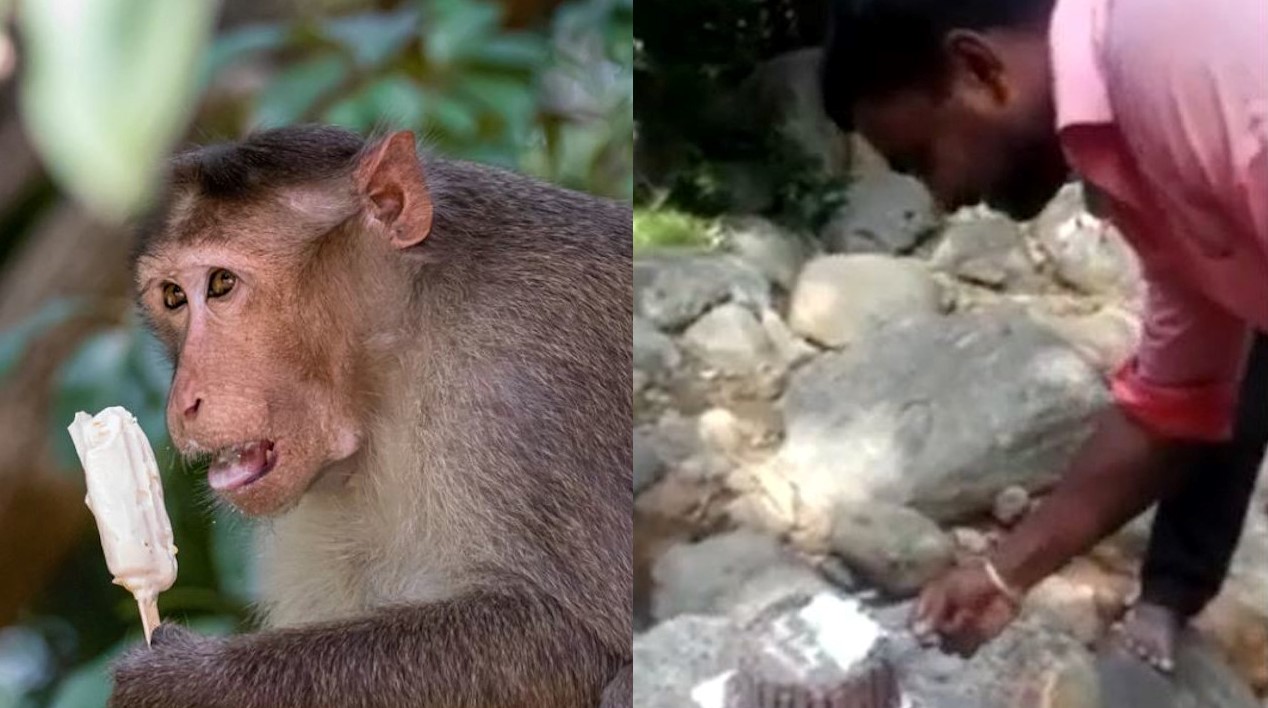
[{"xmin": 355, "ymin": 131, "xmax": 433, "ymax": 248}]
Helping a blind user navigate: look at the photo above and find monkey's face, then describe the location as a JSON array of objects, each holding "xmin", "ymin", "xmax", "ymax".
[{"xmin": 136, "ymin": 242, "xmax": 364, "ymax": 516}]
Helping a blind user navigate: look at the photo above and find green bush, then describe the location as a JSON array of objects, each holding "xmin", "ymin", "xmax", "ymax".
[{"xmin": 633, "ymin": 208, "xmax": 714, "ymax": 251}]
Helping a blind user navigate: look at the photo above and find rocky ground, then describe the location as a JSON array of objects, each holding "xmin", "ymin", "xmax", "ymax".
[{"xmin": 633, "ymin": 176, "xmax": 1268, "ymax": 707}]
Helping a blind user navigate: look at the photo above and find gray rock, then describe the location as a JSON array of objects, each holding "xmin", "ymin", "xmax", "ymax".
[
  {"xmin": 787, "ymin": 254, "xmax": 942, "ymax": 349},
  {"xmin": 1029, "ymin": 306, "xmax": 1140, "ymax": 374},
  {"xmin": 829, "ymin": 502, "xmax": 954, "ymax": 598},
  {"xmin": 1096, "ymin": 635, "xmax": 1262, "ymax": 708},
  {"xmin": 634, "ymin": 430, "xmax": 665, "ymax": 494},
  {"xmin": 817, "ymin": 555, "xmax": 861, "ymax": 591},
  {"xmin": 993, "ymin": 486, "xmax": 1031, "ymax": 526},
  {"xmin": 718, "ymin": 216, "xmax": 813, "ymax": 290},
  {"xmin": 732, "ymin": 48, "xmax": 853, "ymax": 178},
  {"xmin": 643, "ymin": 412, "xmax": 700, "ymax": 467},
  {"xmin": 1026, "ymin": 575, "xmax": 1106, "ymax": 646},
  {"xmin": 951, "ymin": 527, "xmax": 992, "ymax": 555},
  {"xmin": 640, "ymin": 411, "xmax": 732, "ymax": 484},
  {"xmin": 635, "ymin": 601, "xmax": 1261, "ymax": 708},
  {"xmin": 722, "ymin": 564, "xmax": 835, "ymax": 626},
  {"xmin": 821, "ymin": 172, "xmax": 939, "ymax": 254},
  {"xmin": 635, "ymin": 254, "xmax": 771, "ymax": 331},
  {"xmin": 930, "ymin": 215, "xmax": 1038, "ymax": 289},
  {"xmin": 680, "ymin": 303, "xmax": 783, "ymax": 380},
  {"xmin": 651, "ymin": 529, "xmax": 814, "ymax": 622},
  {"xmin": 1032, "ymin": 183, "xmax": 1141, "ymax": 298},
  {"xmin": 846, "ymin": 132, "xmax": 892, "ymax": 179},
  {"xmin": 778, "ymin": 312, "xmax": 1108, "ymax": 523},
  {"xmin": 633, "ymin": 615, "xmax": 743, "ymax": 708},
  {"xmin": 873, "ymin": 604, "xmax": 1102, "ymax": 708},
  {"xmin": 634, "ymin": 316, "xmax": 682, "ymax": 380},
  {"xmin": 760, "ymin": 308, "xmax": 818, "ymax": 368}
]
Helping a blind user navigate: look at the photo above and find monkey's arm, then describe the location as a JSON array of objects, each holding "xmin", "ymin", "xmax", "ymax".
[{"xmin": 109, "ymin": 590, "xmax": 619, "ymax": 708}]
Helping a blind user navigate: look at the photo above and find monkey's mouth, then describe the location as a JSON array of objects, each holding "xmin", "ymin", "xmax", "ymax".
[{"xmin": 208, "ymin": 440, "xmax": 278, "ymax": 492}]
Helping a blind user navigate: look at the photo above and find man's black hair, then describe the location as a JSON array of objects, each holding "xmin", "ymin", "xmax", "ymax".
[{"xmin": 820, "ymin": 0, "xmax": 1057, "ymax": 130}]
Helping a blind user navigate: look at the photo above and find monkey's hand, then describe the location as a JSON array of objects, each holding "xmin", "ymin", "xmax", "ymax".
[{"xmin": 109, "ymin": 624, "xmax": 227, "ymax": 708}]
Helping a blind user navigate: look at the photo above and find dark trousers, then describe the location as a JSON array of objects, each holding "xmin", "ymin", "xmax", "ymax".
[{"xmin": 1139, "ymin": 333, "xmax": 1268, "ymax": 618}]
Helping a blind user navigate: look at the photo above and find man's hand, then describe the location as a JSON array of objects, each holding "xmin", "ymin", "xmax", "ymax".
[
  {"xmin": 110, "ymin": 624, "xmax": 224, "ymax": 708},
  {"xmin": 908, "ymin": 408, "xmax": 1189, "ymax": 659},
  {"xmin": 910, "ymin": 562, "xmax": 1020, "ymax": 658}
]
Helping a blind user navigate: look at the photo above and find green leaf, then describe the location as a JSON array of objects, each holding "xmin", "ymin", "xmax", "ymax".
[
  {"xmin": 0, "ymin": 298, "xmax": 84, "ymax": 380},
  {"xmin": 465, "ymin": 35, "xmax": 548, "ymax": 70},
  {"xmin": 321, "ymin": 9, "xmax": 420, "ymax": 68},
  {"xmin": 424, "ymin": 94, "xmax": 479, "ymax": 140},
  {"xmin": 128, "ymin": 325, "xmax": 173, "ymax": 402},
  {"xmin": 49, "ymin": 328, "xmax": 144, "ymax": 470},
  {"xmin": 125, "ymin": 326, "xmax": 172, "ymax": 447},
  {"xmin": 44, "ymin": 636, "xmax": 128, "ymax": 708},
  {"xmin": 18, "ymin": 0, "xmax": 216, "ymax": 221},
  {"xmin": 201, "ymin": 24, "xmax": 289, "ymax": 88},
  {"xmin": 422, "ymin": 0, "xmax": 500, "ymax": 66},
  {"xmin": 634, "ymin": 208, "xmax": 713, "ymax": 250},
  {"xmin": 0, "ymin": 685, "xmax": 27, "ymax": 708},
  {"xmin": 452, "ymin": 74, "xmax": 535, "ymax": 133},
  {"xmin": 323, "ymin": 74, "xmax": 427, "ymax": 133},
  {"xmin": 250, "ymin": 53, "xmax": 349, "ymax": 129},
  {"xmin": 210, "ymin": 509, "xmax": 255, "ymax": 604}
]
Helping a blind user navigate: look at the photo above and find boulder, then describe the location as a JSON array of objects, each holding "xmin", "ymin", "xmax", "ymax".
[
  {"xmin": 639, "ymin": 411, "xmax": 731, "ymax": 484},
  {"xmin": 634, "ymin": 315, "xmax": 682, "ymax": 381},
  {"xmin": 680, "ymin": 303, "xmax": 783, "ymax": 380},
  {"xmin": 635, "ymin": 254, "xmax": 771, "ymax": 331},
  {"xmin": 821, "ymin": 172, "xmax": 940, "ymax": 254},
  {"xmin": 1031, "ymin": 183, "xmax": 1141, "ymax": 299},
  {"xmin": 930, "ymin": 215, "xmax": 1040, "ymax": 289},
  {"xmin": 829, "ymin": 501, "xmax": 954, "ymax": 598},
  {"xmin": 787, "ymin": 254, "xmax": 942, "ymax": 349},
  {"xmin": 634, "ymin": 429, "xmax": 666, "ymax": 495},
  {"xmin": 759, "ymin": 308, "xmax": 818, "ymax": 368},
  {"xmin": 718, "ymin": 216, "xmax": 813, "ymax": 290},
  {"xmin": 650, "ymin": 529, "xmax": 823, "ymax": 622},
  {"xmin": 1026, "ymin": 574, "xmax": 1107, "ymax": 646},
  {"xmin": 778, "ymin": 312, "xmax": 1108, "ymax": 524},
  {"xmin": 732, "ymin": 47, "xmax": 852, "ymax": 177},
  {"xmin": 1029, "ymin": 305, "xmax": 1140, "ymax": 374},
  {"xmin": 633, "ymin": 615, "xmax": 743, "ymax": 708},
  {"xmin": 1096, "ymin": 635, "xmax": 1262, "ymax": 708}
]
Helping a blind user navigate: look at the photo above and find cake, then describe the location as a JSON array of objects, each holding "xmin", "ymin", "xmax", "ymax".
[{"xmin": 724, "ymin": 593, "xmax": 901, "ymax": 708}]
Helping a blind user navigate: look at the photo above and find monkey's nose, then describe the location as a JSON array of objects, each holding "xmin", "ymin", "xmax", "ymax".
[{"xmin": 183, "ymin": 397, "xmax": 202, "ymax": 419}]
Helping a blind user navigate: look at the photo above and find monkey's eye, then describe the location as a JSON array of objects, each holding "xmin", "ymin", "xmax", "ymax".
[
  {"xmin": 161, "ymin": 283, "xmax": 187, "ymax": 310},
  {"xmin": 208, "ymin": 269, "xmax": 237, "ymax": 299}
]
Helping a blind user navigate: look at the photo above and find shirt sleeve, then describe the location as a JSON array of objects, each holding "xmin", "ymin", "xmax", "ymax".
[{"xmin": 1111, "ymin": 268, "xmax": 1251, "ymax": 441}]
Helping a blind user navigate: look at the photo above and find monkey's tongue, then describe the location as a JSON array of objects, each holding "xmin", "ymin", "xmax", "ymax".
[{"xmin": 208, "ymin": 441, "xmax": 276, "ymax": 492}]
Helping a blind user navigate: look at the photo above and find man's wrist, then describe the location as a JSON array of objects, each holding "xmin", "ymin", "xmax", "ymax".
[{"xmin": 981, "ymin": 557, "xmax": 1024, "ymax": 606}]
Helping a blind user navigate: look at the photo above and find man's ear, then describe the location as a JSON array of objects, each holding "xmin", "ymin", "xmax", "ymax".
[{"xmin": 355, "ymin": 131, "xmax": 433, "ymax": 248}]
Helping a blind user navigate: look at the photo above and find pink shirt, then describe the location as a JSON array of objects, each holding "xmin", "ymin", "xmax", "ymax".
[{"xmin": 1050, "ymin": 0, "xmax": 1268, "ymax": 440}]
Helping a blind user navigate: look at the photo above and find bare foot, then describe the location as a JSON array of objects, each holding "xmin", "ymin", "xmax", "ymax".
[{"xmin": 1111, "ymin": 601, "xmax": 1181, "ymax": 674}]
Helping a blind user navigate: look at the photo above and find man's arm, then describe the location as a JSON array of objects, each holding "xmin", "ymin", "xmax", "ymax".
[
  {"xmin": 914, "ymin": 267, "xmax": 1251, "ymax": 654},
  {"xmin": 990, "ymin": 405, "xmax": 1193, "ymax": 591},
  {"xmin": 109, "ymin": 590, "xmax": 622, "ymax": 708}
]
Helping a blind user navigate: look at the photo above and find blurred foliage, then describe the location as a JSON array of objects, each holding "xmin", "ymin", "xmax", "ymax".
[
  {"xmin": 634, "ymin": 0, "xmax": 844, "ymax": 234},
  {"xmin": 18, "ymin": 0, "xmax": 216, "ymax": 222},
  {"xmin": 0, "ymin": 0, "xmax": 631, "ymax": 705},
  {"xmin": 633, "ymin": 207, "xmax": 714, "ymax": 252},
  {"xmin": 204, "ymin": 0, "xmax": 632, "ymax": 197},
  {"xmin": 0, "ymin": 307, "xmax": 253, "ymax": 708}
]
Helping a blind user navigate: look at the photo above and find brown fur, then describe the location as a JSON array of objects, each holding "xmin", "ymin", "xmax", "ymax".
[{"xmin": 116, "ymin": 125, "xmax": 632, "ymax": 707}]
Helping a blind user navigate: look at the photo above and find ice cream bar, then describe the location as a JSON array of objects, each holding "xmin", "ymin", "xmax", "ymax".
[{"xmin": 68, "ymin": 406, "xmax": 178, "ymax": 644}]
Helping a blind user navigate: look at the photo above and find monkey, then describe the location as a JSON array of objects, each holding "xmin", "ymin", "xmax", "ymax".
[{"xmin": 110, "ymin": 125, "xmax": 632, "ymax": 708}]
